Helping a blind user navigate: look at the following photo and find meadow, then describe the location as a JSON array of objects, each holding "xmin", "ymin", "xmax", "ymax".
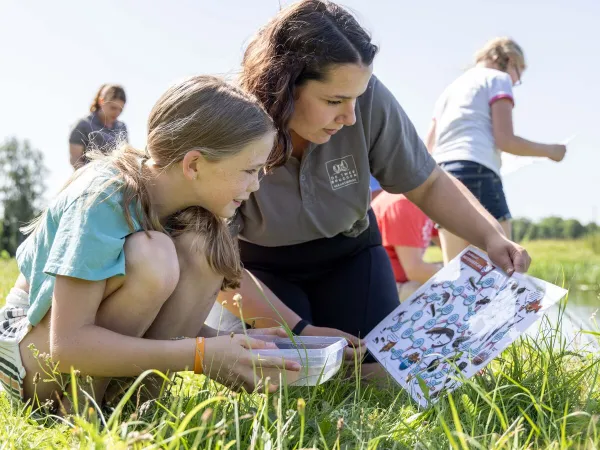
[{"xmin": 0, "ymin": 239, "xmax": 599, "ymax": 449}]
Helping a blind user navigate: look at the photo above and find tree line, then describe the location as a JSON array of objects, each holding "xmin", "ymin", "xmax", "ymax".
[{"xmin": 512, "ymin": 217, "xmax": 598, "ymax": 242}]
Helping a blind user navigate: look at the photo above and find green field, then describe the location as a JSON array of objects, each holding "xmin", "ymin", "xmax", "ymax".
[{"xmin": 1, "ymin": 240, "xmax": 599, "ymax": 449}]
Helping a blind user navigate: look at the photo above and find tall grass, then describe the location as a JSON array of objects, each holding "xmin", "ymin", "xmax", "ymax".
[
  {"xmin": 2, "ymin": 298, "xmax": 600, "ymax": 448},
  {"xmin": 1, "ymin": 241, "xmax": 600, "ymax": 448}
]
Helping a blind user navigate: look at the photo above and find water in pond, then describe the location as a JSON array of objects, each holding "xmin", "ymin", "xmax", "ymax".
[{"xmin": 532, "ymin": 288, "xmax": 600, "ymax": 348}]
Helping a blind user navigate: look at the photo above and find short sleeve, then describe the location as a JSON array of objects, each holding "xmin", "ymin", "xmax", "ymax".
[
  {"xmin": 380, "ymin": 198, "xmax": 433, "ymax": 248},
  {"xmin": 367, "ymin": 77, "xmax": 437, "ymax": 194},
  {"xmin": 488, "ymin": 72, "xmax": 514, "ymax": 106},
  {"xmin": 69, "ymin": 119, "xmax": 91, "ymax": 147},
  {"xmin": 120, "ymin": 122, "xmax": 129, "ymax": 143},
  {"xmin": 44, "ymin": 193, "xmax": 137, "ymax": 281}
]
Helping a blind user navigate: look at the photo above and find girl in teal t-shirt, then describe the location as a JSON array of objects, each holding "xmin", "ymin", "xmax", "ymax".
[{"xmin": 0, "ymin": 75, "xmax": 300, "ymax": 410}]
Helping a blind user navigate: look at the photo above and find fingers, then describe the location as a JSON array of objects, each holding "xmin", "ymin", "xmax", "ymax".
[
  {"xmin": 342, "ymin": 332, "xmax": 364, "ymax": 347},
  {"xmin": 252, "ymin": 354, "xmax": 301, "ymax": 371},
  {"xmin": 511, "ymin": 246, "xmax": 531, "ymax": 273},
  {"xmin": 247, "ymin": 327, "xmax": 289, "ymax": 338},
  {"xmin": 236, "ymin": 335, "xmax": 278, "ymax": 350},
  {"xmin": 496, "ymin": 248, "xmax": 515, "ymax": 276},
  {"xmin": 344, "ymin": 342, "xmax": 367, "ymax": 361}
]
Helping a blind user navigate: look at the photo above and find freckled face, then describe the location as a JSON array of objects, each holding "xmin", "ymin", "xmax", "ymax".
[{"xmin": 192, "ymin": 131, "xmax": 275, "ymax": 218}]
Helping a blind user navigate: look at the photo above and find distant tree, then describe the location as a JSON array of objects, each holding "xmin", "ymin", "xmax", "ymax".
[
  {"xmin": 585, "ymin": 222, "xmax": 599, "ymax": 236},
  {"xmin": 524, "ymin": 224, "xmax": 539, "ymax": 241},
  {"xmin": 537, "ymin": 216, "xmax": 564, "ymax": 239},
  {"xmin": 512, "ymin": 218, "xmax": 532, "ymax": 242},
  {"xmin": 0, "ymin": 137, "xmax": 46, "ymax": 256},
  {"xmin": 563, "ymin": 219, "xmax": 585, "ymax": 239}
]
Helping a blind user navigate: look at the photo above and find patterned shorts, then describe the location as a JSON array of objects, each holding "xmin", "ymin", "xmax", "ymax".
[{"xmin": 0, "ymin": 288, "xmax": 32, "ymax": 403}]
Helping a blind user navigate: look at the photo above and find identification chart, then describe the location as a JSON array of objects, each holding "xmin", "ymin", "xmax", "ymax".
[{"xmin": 366, "ymin": 246, "xmax": 567, "ymax": 407}]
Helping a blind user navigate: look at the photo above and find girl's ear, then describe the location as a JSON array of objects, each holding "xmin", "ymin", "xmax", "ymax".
[{"xmin": 181, "ymin": 150, "xmax": 205, "ymax": 180}]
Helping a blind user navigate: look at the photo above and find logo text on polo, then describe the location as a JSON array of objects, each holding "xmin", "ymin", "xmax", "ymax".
[{"xmin": 325, "ymin": 155, "xmax": 359, "ymax": 190}]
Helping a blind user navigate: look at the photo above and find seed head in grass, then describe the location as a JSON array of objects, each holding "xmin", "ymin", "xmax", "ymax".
[
  {"xmin": 297, "ymin": 398, "xmax": 306, "ymax": 413},
  {"xmin": 233, "ymin": 293, "xmax": 243, "ymax": 307}
]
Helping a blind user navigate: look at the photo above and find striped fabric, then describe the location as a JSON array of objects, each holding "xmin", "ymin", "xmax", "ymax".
[{"xmin": 0, "ymin": 288, "xmax": 32, "ymax": 403}]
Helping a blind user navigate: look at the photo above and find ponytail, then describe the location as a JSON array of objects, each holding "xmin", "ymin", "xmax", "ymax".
[
  {"xmin": 474, "ymin": 37, "xmax": 526, "ymax": 72},
  {"xmin": 90, "ymin": 84, "xmax": 107, "ymax": 113}
]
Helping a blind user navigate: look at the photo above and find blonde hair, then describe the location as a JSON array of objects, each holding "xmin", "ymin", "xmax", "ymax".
[
  {"xmin": 26, "ymin": 75, "xmax": 275, "ymax": 289},
  {"xmin": 475, "ymin": 37, "xmax": 526, "ymax": 72}
]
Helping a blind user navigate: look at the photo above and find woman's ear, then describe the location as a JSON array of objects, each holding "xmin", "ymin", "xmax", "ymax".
[{"xmin": 181, "ymin": 150, "xmax": 204, "ymax": 180}]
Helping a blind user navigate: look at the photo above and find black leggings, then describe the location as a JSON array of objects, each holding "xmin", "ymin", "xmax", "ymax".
[{"xmin": 240, "ymin": 210, "xmax": 399, "ymax": 360}]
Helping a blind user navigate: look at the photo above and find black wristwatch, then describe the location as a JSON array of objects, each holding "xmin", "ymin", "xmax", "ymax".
[{"xmin": 292, "ymin": 319, "xmax": 310, "ymax": 335}]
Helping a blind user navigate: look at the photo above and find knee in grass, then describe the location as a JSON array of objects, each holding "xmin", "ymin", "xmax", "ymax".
[{"xmin": 124, "ymin": 231, "xmax": 180, "ymax": 298}]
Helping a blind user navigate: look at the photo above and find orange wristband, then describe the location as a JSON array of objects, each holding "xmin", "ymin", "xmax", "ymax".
[{"xmin": 194, "ymin": 337, "xmax": 205, "ymax": 375}]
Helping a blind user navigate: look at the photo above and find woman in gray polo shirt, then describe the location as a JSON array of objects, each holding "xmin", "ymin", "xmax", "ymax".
[
  {"xmin": 69, "ymin": 84, "xmax": 128, "ymax": 169},
  {"xmin": 215, "ymin": 0, "xmax": 531, "ymax": 366}
]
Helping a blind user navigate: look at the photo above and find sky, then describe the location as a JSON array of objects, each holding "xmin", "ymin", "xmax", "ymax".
[{"xmin": 0, "ymin": 0, "xmax": 598, "ymax": 223}]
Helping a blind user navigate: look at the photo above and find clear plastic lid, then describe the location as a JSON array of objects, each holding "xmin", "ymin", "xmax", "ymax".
[
  {"xmin": 249, "ymin": 335, "xmax": 347, "ymax": 386},
  {"xmin": 249, "ymin": 336, "xmax": 346, "ymax": 362}
]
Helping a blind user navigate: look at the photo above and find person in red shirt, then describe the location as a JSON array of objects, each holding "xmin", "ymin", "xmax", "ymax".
[{"xmin": 372, "ymin": 192, "xmax": 443, "ymax": 301}]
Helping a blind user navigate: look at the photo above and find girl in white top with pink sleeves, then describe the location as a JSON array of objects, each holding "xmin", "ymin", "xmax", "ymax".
[{"xmin": 426, "ymin": 37, "xmax": 567, "ymax": 264}]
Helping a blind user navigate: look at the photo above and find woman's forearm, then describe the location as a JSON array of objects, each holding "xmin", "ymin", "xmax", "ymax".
[
  {"xmin": 498, "ymin": 135, "xmax": 557, "ymax": 158},
  {"xmin": 406, "ymin": 167, "xmax": 504, "ymax": 249},
  {"xmin": 218, "ymin": 269, "xmax": 302, "ymax": 329}
]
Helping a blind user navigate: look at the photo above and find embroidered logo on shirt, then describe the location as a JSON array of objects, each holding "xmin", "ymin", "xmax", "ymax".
[{"xmin": 325, "ymin": 155, "xmax": 359, "ymax": 190}]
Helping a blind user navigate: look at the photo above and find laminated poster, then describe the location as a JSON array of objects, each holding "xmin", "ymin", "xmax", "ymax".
[{"xmin": 365, "ymin": 246, "xmax": 567, "ymax": 407}]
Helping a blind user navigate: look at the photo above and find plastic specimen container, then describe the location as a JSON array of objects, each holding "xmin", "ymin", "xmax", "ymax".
[{"xmin": 249, "ymin": 335, "xmax": 347, "ymax": 386}]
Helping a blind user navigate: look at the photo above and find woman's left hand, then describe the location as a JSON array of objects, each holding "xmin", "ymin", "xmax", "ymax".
[
  {"xmin": 246, "ymin": 327, "xmax": 290, "ymax": 338},
  {"xmin": 485, "ymin": 233, "xmax": 531, "ymax": 275}
]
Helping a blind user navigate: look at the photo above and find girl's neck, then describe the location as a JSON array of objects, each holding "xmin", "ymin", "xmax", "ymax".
[
  {"xmin": 477, "ymin": 61, "xmax": 500, "ymax": 71},
  {"xmin": 97, "ymin": 110, "xmax": 115, "ymax": 128},
  {"xmin": 143, "ymin": 162, "xmax": 192, "ymax": 220}
]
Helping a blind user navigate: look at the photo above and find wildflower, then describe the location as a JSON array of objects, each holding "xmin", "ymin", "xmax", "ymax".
[
  {"xmin": 232, "ymin": 293, "xmax": 243, "ymax": 307},
  {"xmin": 127, "ymin": 431, "xmax": 153, "ymax": 443}
]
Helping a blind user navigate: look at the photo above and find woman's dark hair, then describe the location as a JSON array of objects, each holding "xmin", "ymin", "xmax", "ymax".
[
  {"xmin": 90, "ymin": 84, "xmax": 127, "ymax": 113},
  {"xmin": 240, "ymin": 0, "xmax": 378, "ymax": 169}
]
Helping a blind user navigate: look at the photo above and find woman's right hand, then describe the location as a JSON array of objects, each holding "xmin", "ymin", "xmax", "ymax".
[
  {"xmin": 203, "ymin": 334, "xmax": 301, "ymax": 392},
  {"xmin": 301, "ymin": 325, "xmax": 366, "ymax": 361},
  {"xmin": 548, "ymin": 144, "xmax": 567, "ymax": 162}
]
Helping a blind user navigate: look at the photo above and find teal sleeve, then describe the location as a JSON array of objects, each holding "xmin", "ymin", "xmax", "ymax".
[{"xmin": 44, "ymin": 193, "xmax": 137, "ymax": 281}]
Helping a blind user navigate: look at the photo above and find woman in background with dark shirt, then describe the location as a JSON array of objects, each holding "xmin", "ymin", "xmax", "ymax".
[{"xmin": 69, "ymin": 84, "xmax": 128, "ymax": 169}]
